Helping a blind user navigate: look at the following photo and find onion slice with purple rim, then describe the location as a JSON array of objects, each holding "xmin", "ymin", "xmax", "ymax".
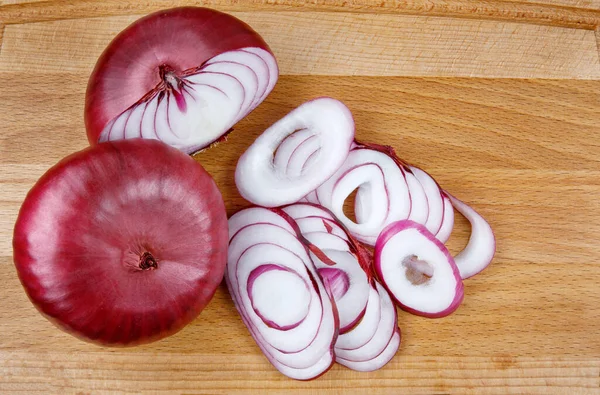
[
  {"xmin": 375, "ymin": 220, "xmax": 464, "ymax": 318},
  {"xmin": 336, "ymin": 282, "xmax": 400, "ymax": 372},
  {"xmin": 311, "ymin": 144, "xmax": 412, "ymax": 245}
]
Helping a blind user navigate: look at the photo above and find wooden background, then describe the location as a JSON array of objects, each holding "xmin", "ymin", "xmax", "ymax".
[{"xmin": 1, "ymin": 1, "xmax": 600, "ymax": 394}]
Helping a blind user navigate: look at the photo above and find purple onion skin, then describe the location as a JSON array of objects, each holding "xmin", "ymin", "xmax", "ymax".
[{"xmin": 13, "ymin": 139, "xmax": 229, "ymax": 346}]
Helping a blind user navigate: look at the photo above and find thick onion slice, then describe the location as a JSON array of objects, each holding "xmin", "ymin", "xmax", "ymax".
[
  {"xmin": 226, "ymin": 207, "xmax": 338, "ymax": 380},
  {"xmin": 375, "ymin": 220, "xmax": 464, "ymax": 318},
  {"xmin": 86, "ymin": 8, "xmax": 278, "ymax": 154},
  {"xmin": 446, "ymin": 193, "xmax": 496, "ymax": 279},
  {"xmin": 335, "ymin": 281, "xmax": 400, "ymax": 371},
  {"xmin": 235, "ymin": 98, "xmax": 355, "ymax": 207},
  {"xmin": 282, "ymin": 203, "xmax": 371, "ymax": 333}
]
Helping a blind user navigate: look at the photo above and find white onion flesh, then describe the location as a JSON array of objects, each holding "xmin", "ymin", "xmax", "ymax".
[
  {"xmin": 354, "ymin": 167, "xmax": 429, "ymax": 229},
  {"xmin": 337, "ymin": 331, "xmax": 400, "ymax": 372},
  {"xmin": 435, "ymin": 194, "xmax": 455, "ymax": 243},
  {"xmin": 335, "ymin": 281, "xmax": 399, "ymax": 364},
  {"xmin": 282, "ymin": 203, "xmax": 370, "ymax": 333},
  {"xmin": 410, "ymin": 166, "xmax": 444, "ymax": 235},
  {"xmin": 99, "ymin": 47, "xmax": 277, "ymax": 154},
  {"xmin": 311, "ymin": 250, "xmax": 369, "ymax": 332},
  {"xmin": 235, "ymin": 98, "xmax": 355, "ymax": 207},
  {"xmin": 335, "ymin": 284, "xmax": 381, "ymax": 350},
  {"xmin": 446, "ymin": 193, "xmax": 496, "ymax": 279},
  {"xmin": 314, "ymin": 148, "xmax": 411, "ymax": 245}
]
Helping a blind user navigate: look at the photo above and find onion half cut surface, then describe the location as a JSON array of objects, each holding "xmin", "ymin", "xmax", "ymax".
[{"xmin": 86, "ymin": 7, "xmax": 278, "ymax": 154}]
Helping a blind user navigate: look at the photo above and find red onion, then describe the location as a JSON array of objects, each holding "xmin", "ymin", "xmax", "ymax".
[
  {"xmin": 374, "ymin": 220, "xmax": 464, "ymax": 318},
  {"xmin": 85, "ymin": 7, "xmax": 278, "ymax": 154},
  {"xmin": 235, "ymin": 98, "xmax": 355, "ymax": 207},
  {"xmin": 281, "ymin": 203, "xmax": 400, "ymax": 371},
  {"xmin": 13, "ymin": 139, "xmax": 229, "ymax": 345}
]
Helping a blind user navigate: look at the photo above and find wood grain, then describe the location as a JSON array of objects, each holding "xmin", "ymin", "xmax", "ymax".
[
  {"xmin": 1, "ymin": 0, "xmax": 600, "ymax": 30},
  {"xmin": 2, "ymin": 73, "xmax": 600, "ymax": 393},
  {"xmin": 1, "ymin": 1, "xmax": 600, "ymax": 393},
  {"xmin": 1, "ymin": 13, "xmax": 600, "ymax": 79}
]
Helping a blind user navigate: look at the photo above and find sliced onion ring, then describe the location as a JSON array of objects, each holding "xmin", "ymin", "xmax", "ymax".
[
  {"xmin": 435, "ymin": 193, "xmax": 455, "ymax": 243},
  {"xmin": 335, "ymin": 283, "xmax": 381, "ymax": 350},
  {"xmin": 446, "ymin": 193, "xmax": 496, "ymax": 279},
  {"xmin": 235, "ymin": 98, "xmax": 355, "ymax": 207},
  {"xmin": 282, "ymin": 203, "xmax": 372, "ymax": 333},
  {"xmin": 314, "ymin": 147, "xmax": 410, "ymax": 245},
  {"xmin": 409, "ymin": 166, "xmax": 444, "ymax": 235}
]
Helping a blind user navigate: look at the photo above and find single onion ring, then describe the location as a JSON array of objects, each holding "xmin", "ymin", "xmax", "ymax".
[
  {"xmin": 446, "ymin": 193, "xmax": 496, "ymax": 279},
  {"xmin": 235, "ymin": 98, "xmax": 355, "ymax": 207}
]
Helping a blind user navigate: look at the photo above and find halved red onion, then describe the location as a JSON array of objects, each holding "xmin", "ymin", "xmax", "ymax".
[
  {"xmin": 446, "ymin": 193, "xmax": 496, "ymax": 279},
  {"xmin": 282, "ymin": 203, "xmax": 371, "ymax": 333},
  {"xmin": 375, "ymin": 220, "xmax": 464, "ymax": 318},
  {"xmin": 86, "ymin": 7, "xmax": 278, "ymax": 154},
  {"xmin": 235, "ymin": 98, "xmax": 355, "ymax": 207},
  {"xmin": 226, "ymin": 207, "xmax": 338, "ymax": 380},
  {"xmin": 336, "ymin": 282, "xmax": 400, "ymax": 372}
]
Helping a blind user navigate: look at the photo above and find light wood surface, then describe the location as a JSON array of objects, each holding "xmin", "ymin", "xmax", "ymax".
[
  {"xmin": 3, "ymin": 13, "xmax": 600, "ymax": 79},
  {"xmin": 2, "ymin": 0, "xmax": 600, "ymax": 29},
  {"xmin": 1, "ymin": 1, "xmax": 600, "ymax": 394}
]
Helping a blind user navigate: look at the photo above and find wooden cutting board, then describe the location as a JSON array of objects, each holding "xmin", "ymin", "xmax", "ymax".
[{"xmin": 1, "ymin": 1, "xmax": 599, "ymax": 394}]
